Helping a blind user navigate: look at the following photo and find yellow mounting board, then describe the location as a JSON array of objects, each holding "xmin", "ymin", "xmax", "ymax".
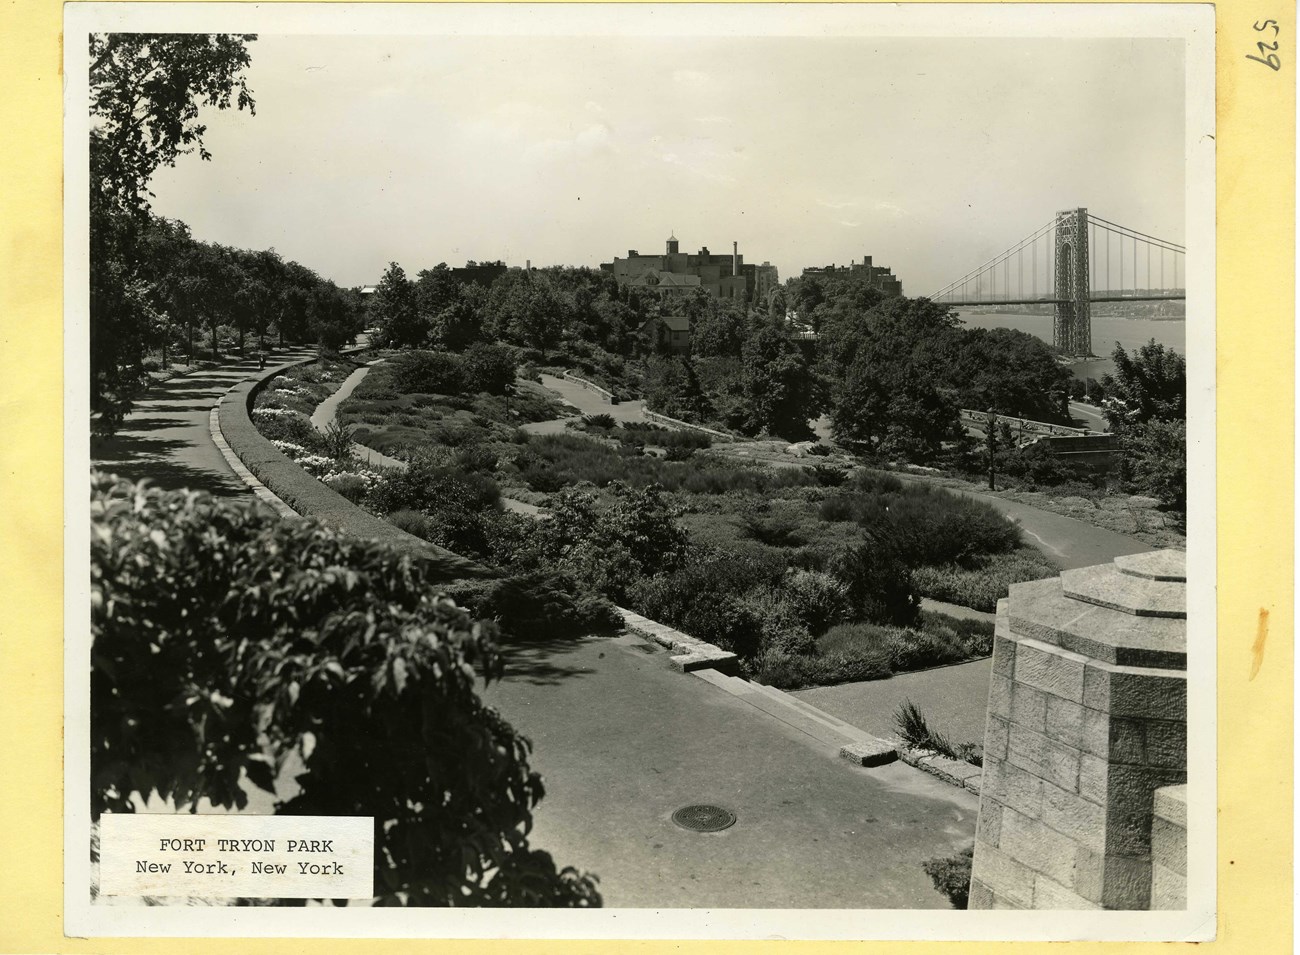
[{"xmin": 0, "ymin": 0, "xmax": 1291, "ymax": 952}]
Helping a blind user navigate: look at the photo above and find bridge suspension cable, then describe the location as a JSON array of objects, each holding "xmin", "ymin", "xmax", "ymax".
[{"xmin": 929, "ymin": 211, "xmax": 1185, "ymax": 307}]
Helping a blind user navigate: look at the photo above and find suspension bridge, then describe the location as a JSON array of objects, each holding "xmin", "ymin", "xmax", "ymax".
[{"xmin": 929, "ymin": 208, "xmax": 1185, "ymax": 357}]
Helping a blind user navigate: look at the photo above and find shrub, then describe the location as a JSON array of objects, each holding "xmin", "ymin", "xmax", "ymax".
[
  {"xmin": 367, "ymin": 456, "xmax": 501, "ymax": 516},
  {"xmin": 782, "ymin": 569, "xmax": 852, "ymax": 635},
  {"xmin": 923, "ymin": 846, "xmax": 973, "ymax": 909},
  {"xmin": 628, "ymin": 549, "xmax": 787, "ymax": 657},
  {"xmin": 537, "ymin": 484, "xmax": 691, "ymax": 602},
  {"xmin": 251, "ymin": 408, "xmax": 326, "ymax": 451},
  {"xmin": 741, "ymin": 587, "xmax": 817, "ymax": 656},
  {"xmin": 820, "ymin": 472, "xmax": 1021, "ymax": 565},
  {"xmin": 320, "ymin": 420, "xmax": 356, "ymax": 461},
  {"xmin": 391, "ymin": 349, "xmax": 465, "ymax": 395},
  {"xmin": 461, "ymin": 342, "xmax": 517, "ymax": 396},
  {"xmin": 90, "ymin": 473, "xmax": 599, "ymax": 907},
  {"xmin": 450, "ymin": 570, "xmax": 622, "ymax": 643},
  {"xmin": 386, "ymin": 508, "xmax": 436, "ymax": 540},
  {"xmin": 829, "ymin": 537, "xmax": 918, "ymax": 627},
  {"xmin": 911, "ymin": 549, "xmax": 1057, "ymax": 612},
  {"xmin": 750, "ymin": 646, "xmax": 893, "ymax": 689},
  {"xmin": 740, "ymin": 514, "xmax": 806, "ymax": 548},
  {"xmin": 321, "ymin": 472, "xmax": 370, "ymax": 503},
  {"xmin": 582, "ymin": 413, "xmax": 617, "ymax": 430}
]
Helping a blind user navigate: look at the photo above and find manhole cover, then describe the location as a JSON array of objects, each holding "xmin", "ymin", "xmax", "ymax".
[{"xmin": 672, "ymin": 804, "xmax": 736, "ymax": 832}]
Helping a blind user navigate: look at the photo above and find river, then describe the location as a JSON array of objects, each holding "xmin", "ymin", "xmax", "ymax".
[{"xmin": 956, "ymin": 311, "xmax": 1187, "ymax": 381}]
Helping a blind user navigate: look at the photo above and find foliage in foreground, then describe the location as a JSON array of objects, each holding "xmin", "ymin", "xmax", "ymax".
[
  {"xmin": 90, "ymin": 474, "xmax": 600, "ymax": 907},
  {"xmin": 923, "ymin": 845, "xmax": 974, "ymax": 909}
]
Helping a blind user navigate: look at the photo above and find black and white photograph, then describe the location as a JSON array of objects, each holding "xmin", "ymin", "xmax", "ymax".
[{"xmin": 67, "ymin": 2, "xmax": 1216, "ymax": 940}]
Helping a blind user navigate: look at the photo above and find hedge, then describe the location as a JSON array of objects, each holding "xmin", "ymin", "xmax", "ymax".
[{"xmin": 219, "ymin": 358, "xmax": 495, "ymax": 583}]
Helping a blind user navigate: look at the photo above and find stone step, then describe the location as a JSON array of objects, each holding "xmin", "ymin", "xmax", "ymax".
[
  {"xmin": 742, "ymin": 679, "xmax": 875, "ymax": 740},
  {"xmin": 691, "ymin": 671, "xmax": 853, "ymax": 744}
]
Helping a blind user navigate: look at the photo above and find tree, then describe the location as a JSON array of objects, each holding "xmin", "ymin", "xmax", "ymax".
[
  {"xmin": 1101, "ymin": 339, "xmax": 1186, "ymax": 430},
  {"xmin": 1124, "ymin": 418, "xmax": 1187, "ymax": 513},
  {"xmin": 738, "ymin": 324, "xmax": 821, "ymax": 439},
  {"xmin": 91, "ymin": 474, "xmax": 600, "ymax": 907},
  {"xmin": 371, "ymin": 262, "xmax": 425, "ymax": 348},
  {"xmin": 90, "ymin": 34, "xmax": 257, "ymax": 213},
  {"xmin": 89, "ymin": 33, "xmax": 257, "ymax": 431},
  {"xmin": 484, "ymin": 271, "xmax": 568, "ymax": 353}
]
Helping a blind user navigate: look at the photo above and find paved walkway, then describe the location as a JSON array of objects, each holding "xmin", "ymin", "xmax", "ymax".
[
  {"xmin": 963, "ymin": 492, "xmax": 1152, "ymax": 570},
  {"xmin": 486, "ymin": 630, "xmax": 977, "ymax": 908},
  {"xmin": 91, "ymin": 348, "xmax": 315, "ymax": 495},
  {"xmin": 521, "ymin": 373, "xmax": 647, "ymax": 435},
  {"xmin": 792, "ymin": 659, "xmax": 994, "ymax": 751}
]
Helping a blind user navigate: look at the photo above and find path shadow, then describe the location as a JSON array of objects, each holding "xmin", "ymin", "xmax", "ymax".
[
  {"xmin": 496, "ymin": 632, "xmax": 603, "ymax": 687},
  {"xmin": 90, "ymin": 452, "xmax": 246, "ymax": 497}
]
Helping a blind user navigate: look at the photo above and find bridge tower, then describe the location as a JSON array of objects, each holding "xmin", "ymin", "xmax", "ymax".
[{"xmin": 1054, "ymin": 207, "xmax": 1092, "ymax": 357}]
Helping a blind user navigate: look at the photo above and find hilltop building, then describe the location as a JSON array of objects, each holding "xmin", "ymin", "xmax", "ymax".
[
  {"xmin": 451, "ymin": 260, "xmax": 508, "ymax": 287},
  {"xmin": 601, "ymin": 235, "xmax": 776, "ymax": 302},
  {"xmin": 638, "ymin": 314, "xmax": 692, "ymax": 353},
  {"xmin": 802, "ymin": 255, "xmax": 902, "ymax": 296}
]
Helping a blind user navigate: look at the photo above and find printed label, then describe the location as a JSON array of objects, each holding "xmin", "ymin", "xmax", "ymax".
[{"xmin": 98, "ymin": 814, "xmax": 374, "ymax": 899}]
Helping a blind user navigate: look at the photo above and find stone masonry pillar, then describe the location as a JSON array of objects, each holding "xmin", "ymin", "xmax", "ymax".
[{"xmin": 969, "ymin": 550, "xmax": 1187, "ymax": 909}]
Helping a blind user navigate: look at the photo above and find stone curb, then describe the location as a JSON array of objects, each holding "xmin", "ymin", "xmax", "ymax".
[
  {"xmin": 209, "ymin": 392, "xmax": 298, "ymax": 518},
  {"xmin": 618, "ymin": 608, "xmax": 739, "ymax": 674},
  {"xmin": 897, "ymin": 744, "xmax": 984, "ymax": 794}
]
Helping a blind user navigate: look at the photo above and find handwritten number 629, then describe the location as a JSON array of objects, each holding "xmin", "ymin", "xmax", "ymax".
[{"xmin": 1248, "ymin": 19, "xmax": 1281, "ymax": 70}]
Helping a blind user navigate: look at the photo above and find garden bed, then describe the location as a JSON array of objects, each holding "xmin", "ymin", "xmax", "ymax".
[{"xmin": 256, "ymin": 348, "xmax": 1060, "ymax": 690}]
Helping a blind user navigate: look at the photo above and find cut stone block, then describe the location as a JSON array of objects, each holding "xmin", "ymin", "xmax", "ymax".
[
  {"xmin": 839, "ymin": 738, "xmax": 898, "ymax": 767},
  {"xmin": 1114, "ymin": 550, "xmax": 1186, "ymax": 582},
  {"xmin": 1061, "ymin": 563, "xmax": 1186, "ymax": 618}
]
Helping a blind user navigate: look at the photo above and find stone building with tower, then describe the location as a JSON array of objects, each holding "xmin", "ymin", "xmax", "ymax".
[{"xmin": 601, "ymin": 234, "xmax": 776, "ymax": 303}]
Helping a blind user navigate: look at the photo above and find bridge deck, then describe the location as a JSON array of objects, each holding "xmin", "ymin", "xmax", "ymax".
[{"xmin": 936, "ymin": 294, "xmax": 1186, "ymax": 307}]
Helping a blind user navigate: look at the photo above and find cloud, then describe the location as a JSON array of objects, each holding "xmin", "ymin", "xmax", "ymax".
[
  {"xmin": 837, "ymin": 219, "xmax": 862, "ymax": 228},
  {"xmin": 694, "ymin": 114, "xmax": 732, "ymax": 126},
  {"xmin": 817, "ymin": 197, "xmax": 861, "ymax": 211},
  {"xmin": 660, "ymin": 142, "xmax": 740, "ymax": 185},
  {"xmin": 673, "ymin": 69, "xmax": 711, "ymax": 87},
  {"xmin": 524, "ymin": 122, "xmax": 616, "ymax": 162}
]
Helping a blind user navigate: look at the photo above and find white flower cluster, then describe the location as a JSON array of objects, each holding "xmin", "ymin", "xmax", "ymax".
[
  {"xmin": 271, "ymin": 440, "xmax": 308, "ymax": 457},
  {"xmin": 253, "ymin": 407, "xmax": 306, "ymax": 420},
  {"xmin": 296, "ymin": 454, "xmax": 336, "ymax": 477},
  {"xmin": 323, "ymin": 470, "xmax": 381, "ymax": 491}
]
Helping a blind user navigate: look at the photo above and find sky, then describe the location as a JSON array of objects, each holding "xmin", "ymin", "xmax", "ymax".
[{"xmin": 145, "ymin": 32, "xmax": 1187, "ymax": 295}]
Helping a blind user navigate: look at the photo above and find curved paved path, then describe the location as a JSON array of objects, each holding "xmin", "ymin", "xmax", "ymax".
[
  {"xmin": 960, "ymin": 491, "xmax": 1152, "ymax": 570},
  {"xmin": 91, "ymin": 349, "xmax": 315, "ymax": 494},
  {"xmin": 520, "ymin": 373, "xmax": 646, "ymax": 435}
]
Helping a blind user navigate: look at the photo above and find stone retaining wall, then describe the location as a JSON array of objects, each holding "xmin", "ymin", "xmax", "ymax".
[
  {"xmin": 642, "ymin": 410, "xmax": 737, "ymax": 442},
  {"xmin": 562, "ymin": 371, "xmax": 617, "ymax": 404}
]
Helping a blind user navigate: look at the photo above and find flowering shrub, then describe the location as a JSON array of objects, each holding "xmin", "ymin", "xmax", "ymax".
[{"xmin": 295, "ymin": 454, "xmax": 336, "ymax": 478}]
